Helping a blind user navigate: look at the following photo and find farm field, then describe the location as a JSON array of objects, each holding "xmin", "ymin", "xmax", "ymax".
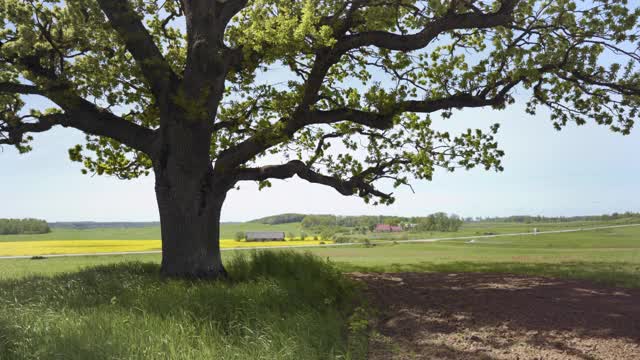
[
  {"xmin": 0, "ymin": 219, "xmax": 630, "ymax": 250},
  {"xmin": 361, "ymin": 217, "xmax": 640, "ymax": 241},
  {"xmin": 0, "ymin": 222, "xmax": 306, "ymax": 242},
  {"xmin": 1, "ymin": 225, "xmax": 639, "ymax": 359},
  {"xmin": 1, "ymin": 225, "xmax": 639, "ymax": 284},
  {"xmin": 0, "ymin": 239, "xmax": 331, "ymax": 257},
  {"xmin": 0, "ymin": 221, "xmax": 329, "ymax": 256}
]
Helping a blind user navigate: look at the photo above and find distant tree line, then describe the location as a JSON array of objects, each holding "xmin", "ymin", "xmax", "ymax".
[
  {"xmin": 471, "ymin": 212, "xmax": 640, "ymax": 223},
  {"xmin": 50, "ymin": 221, "xmax": 160, "ymax": 229},
  {"xmin": 412, "ymin": 213, "xmax": 463, "ymax": 232},
  {"xmin": 0, "ymin": 218, "xmax": 50, "ymax": 235},
  {"xmin": 301, "ymin": 215, "xmax": 397, "ymax": 229},
  {"xmin": 300, "ymin": 213, "xmax": 463, "ymax": 232},
  {"xmin": 250, "ymin": 214, "xmax": 306, "ymax": 225}
]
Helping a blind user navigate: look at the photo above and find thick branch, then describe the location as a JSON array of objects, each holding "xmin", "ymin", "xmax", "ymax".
[
  {"xmin": 0, "ymin": 82, "xmax": 43, "ymax": 95},
  {"xmin": 236, "ymin": 160, "xmax": 391, "ymax": 199},
  {"xmin": 4, "ymin": 55, "xmax": 158, "ymax": 154},
  {"xmin": 0, "ymin": 113, "xmax": 63, "ymax": 145},
  {"xmin": 215, "ymin": 88, "xmax": 513, "ymax": 173},
  {"xmin": 181, "ymin": 0, "xmax": 246, "ymax": 118},
  {"xmin": 302, "ymin": 93, "xmax": 512, "ymax": 130},
  {"xmin": 218, "ymin": 0, "xmax": 250, "ymax": 25},
  {"xmin": 334, "ymin": 0, "xmax": 519, "ymax": 53},
  {"xmin": 303, "ymin": 109, "xmax": 394, "ymax": 130},
  {"xmin": 55, "ymin": 98, "xmax": 157, "ymax": 153},
  {"xmin": 96, "ymin": 0, "xmax": 178, "ymax": 103},
  {"xmin": 0, "ymin": 102, "xmax": 156, "ymax": 153}
]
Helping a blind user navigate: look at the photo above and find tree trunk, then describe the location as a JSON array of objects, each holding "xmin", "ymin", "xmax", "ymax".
[{"xmin": 153, "ymin": 122, "xmax": 228, "ymax": 279}]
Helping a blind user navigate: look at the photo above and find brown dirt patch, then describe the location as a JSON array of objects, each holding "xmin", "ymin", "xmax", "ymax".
[{"xmin": 350, "ymin": 272, "xmax": 640, "ymax": 360}]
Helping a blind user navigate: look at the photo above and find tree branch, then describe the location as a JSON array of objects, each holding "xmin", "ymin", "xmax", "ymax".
[
  {"xmin": 334, "ymin": 0, "xmax": 519, "ymax": 53},
  {"xmin": 218, "ymin": 0, "xmax": 250, "ymax": 25},
  {"xmin": 0, "ymin": 82, "xmax": 43, "ymax": 95},
  {"xmin": 0, "ymin": 101, "xmax": 156, "ymax": 153},
  {"xmin": 235, "ymin": 160, "xmax": 391, "ymax": 199},
  {"xmin": 1, "ymin": 54, "xmax": 159, "ymax": 154},
  {"xmin": 215, "ymin": 87, "xmax": 516, "ymax": 173},
  {"xmin": 96, "ymin": 0, "xmax": 178, "ymax": 103},
  {"xmin": 0, "ymin": 113, "xmax": 64, "ymax": 145},
  {"xmin": 214, "ymin": 0, "xmax": 523, "ymax": 169}
]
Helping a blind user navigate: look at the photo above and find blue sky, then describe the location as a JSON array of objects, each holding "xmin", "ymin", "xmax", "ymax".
[{"xmin": 2, "ymin": 97, "xmax": 639, "ymax": 222}]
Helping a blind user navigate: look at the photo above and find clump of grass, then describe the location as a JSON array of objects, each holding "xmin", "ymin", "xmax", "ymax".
[{"xmin": 0, "ymin": 251, "xmax": 364, "ymax": 360}]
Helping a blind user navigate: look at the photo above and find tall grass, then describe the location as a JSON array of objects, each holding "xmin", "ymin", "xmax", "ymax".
[{"xmin": 0, "ymin": 251, "xmax": 365, "ymax": 360}]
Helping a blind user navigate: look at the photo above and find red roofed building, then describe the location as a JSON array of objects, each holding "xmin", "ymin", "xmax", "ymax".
[{"xmin": 374, "ymin": 224, "xmax": 403, "ymax": 232}]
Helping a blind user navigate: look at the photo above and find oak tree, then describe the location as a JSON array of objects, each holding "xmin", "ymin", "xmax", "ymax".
[{"xmin": 1, "ymin": 0, "xmax": 638, "ymax": 277}]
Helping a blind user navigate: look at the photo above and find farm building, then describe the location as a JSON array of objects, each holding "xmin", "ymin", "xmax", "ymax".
[
  {"xmin": 245, "ymin": 231, "xmax": 286, "ymax": 242},
  {"xmin": 374, "ymin": 224, "xmax": 403, "ymax": 232}
]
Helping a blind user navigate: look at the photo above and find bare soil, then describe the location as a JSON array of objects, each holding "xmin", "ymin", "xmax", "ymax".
[{"xmin": 350, "ymin": 272, "xmax": 640, "ymax": 360}]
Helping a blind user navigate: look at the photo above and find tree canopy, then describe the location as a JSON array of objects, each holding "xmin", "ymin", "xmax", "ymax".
[{"xmin": 1, "ymin": 0, "xmax": 638, "ymax": 204}]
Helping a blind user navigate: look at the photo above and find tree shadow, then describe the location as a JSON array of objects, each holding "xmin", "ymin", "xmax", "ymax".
[
  {"xmin": 0, "ymin": 252, "xmax": 360, "ymax": 359},
  {"xmin": 0, "ymin": 251, "xmax": 355, "ymax": 318}
]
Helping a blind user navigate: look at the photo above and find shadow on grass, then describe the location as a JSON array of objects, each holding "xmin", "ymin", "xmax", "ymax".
[
  {"xmin": 339, "ymin": 260, "xmax": 640, "ymax": 288},
  {"xmin": 0, "ymin": 251, "xmax": 364, "ymax": 360}
]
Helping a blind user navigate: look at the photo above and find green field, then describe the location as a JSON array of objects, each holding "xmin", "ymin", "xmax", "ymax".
[
  {"xmin": 0, "ymin": 222, "xmax": 306, "ymax": 242},
  {"xmin": 1, "ymin": 224, "xmax": 639, "ymax": 284},
  {"xmin": 2, "ymin": 218, "xmax": 637, "ymax": 244},
  {"xmin": 1, "ymin": 224, "xmax": 639, "ymax": 359},
  {"xmin": 360, "ymin": 217, "xmax": 640, "ymax": 241}
]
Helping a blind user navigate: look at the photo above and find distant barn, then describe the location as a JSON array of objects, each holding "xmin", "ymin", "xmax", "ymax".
[
  {"xmin": 374, "ymin": 224, "xmax": 403, "ymax": 232},
  {"xmin": 245, "ymin": 231, "xmax": 286, "ymax": 242}
]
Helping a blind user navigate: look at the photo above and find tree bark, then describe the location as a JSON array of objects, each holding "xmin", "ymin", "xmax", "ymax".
[{"xmin": 153, "ymin": 121, "xmax": 228, "ymax": 279}]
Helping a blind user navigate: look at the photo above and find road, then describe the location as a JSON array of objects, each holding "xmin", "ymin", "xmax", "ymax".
[{"xmin": 0, "ymin": 223, "xmax": 638, "ymax": 260}]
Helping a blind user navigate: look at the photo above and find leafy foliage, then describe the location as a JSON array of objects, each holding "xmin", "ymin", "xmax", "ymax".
[{"xmin": 1, "ymin": 0, "xmax": 638, "ymax": 204}]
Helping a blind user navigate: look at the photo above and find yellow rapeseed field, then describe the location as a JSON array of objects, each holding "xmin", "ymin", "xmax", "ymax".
[{"xmin": 0, "ymin": 239, "xmax": 332, "ymax": 256}]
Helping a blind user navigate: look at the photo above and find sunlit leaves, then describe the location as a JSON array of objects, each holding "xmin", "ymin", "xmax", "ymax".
[{"xmin": 1, "ymin": 0, "xmax": 638, "ymax": 203}]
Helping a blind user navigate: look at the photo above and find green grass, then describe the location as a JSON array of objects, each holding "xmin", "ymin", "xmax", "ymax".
[
  {"xmin": 1, "ymin": 225, "xmax": 639, "ymax": 359},
  {"xmin": 314, "ymin": 226, "xmax": 640, "ymax": 287},
  {"xmin": 0, "ymin": 251, "xmax": 366, "ymax": 360},
  {"xmin": 1, "ymin": 226, "xmax": 639, "ymax": 285},
  {"xmin": 0, "ymin": 222, "xmax": 308, "ymax": 242}
]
